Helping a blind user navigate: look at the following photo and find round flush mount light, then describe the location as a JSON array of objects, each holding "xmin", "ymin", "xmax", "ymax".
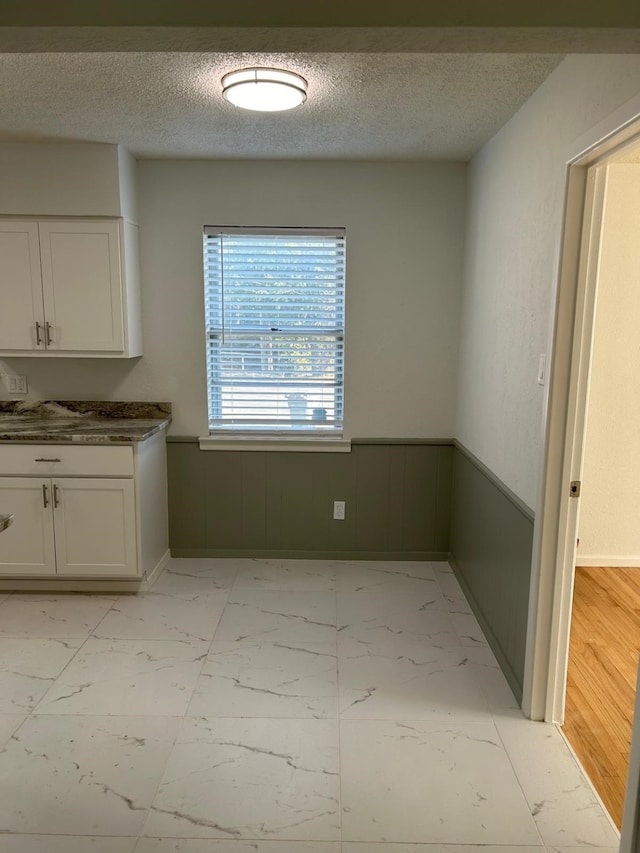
[{"xmin": 221, "ymin": 67, "xmax": 308, "ymax": 112}]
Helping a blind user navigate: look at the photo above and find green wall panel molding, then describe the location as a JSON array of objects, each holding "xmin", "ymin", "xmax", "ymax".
[
  {"xmin": 352, "ymin": 438, "xmax": 455, "ymax": 446},
  {"xmin": 167, "ymin": 440, "xmax": 453, "ymax": 560},
  {"xmin": 166, "ymin": 436, "xmax": 455, "ymax": 445},
  {"xmin": 452, "ymin": 440, "xmax": 534, "ymax": 521},
  {"xmin": 449, "ymin": 444, "xmax": 535, "ymax": 704}
]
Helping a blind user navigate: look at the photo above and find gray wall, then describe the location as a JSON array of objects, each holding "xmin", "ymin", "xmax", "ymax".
[
  {"xmin": 449, "ymin": 444, "xmax": 535, "ymax": 702},
  {"xmin": 456, "ymin": 55, "xmax": 640, "ymax": 510},
  {"xmin": 2, "ymin": 160, "xmax": 467, "ymax": 445},
  {"xmin": 168, "ymin": 440, "xmax": 453, "ymax": 560}
]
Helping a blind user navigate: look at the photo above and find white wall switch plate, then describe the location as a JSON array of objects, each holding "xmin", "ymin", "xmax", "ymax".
[
  {"xmin": 4, "ymin": 374, "xmax": 28, "ymax": 394},
  {"xmin": 333, "ymin": 500, "xmax": 346, "ymax": 520},
  {"xmin": 537, "ymin": 354, "xmax": 547, "ymax": 386}
]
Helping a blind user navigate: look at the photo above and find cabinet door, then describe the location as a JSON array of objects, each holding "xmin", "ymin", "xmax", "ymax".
[
  {"xmin": 0, "ymin": 221, "xmax": 45, "ymax": 351},
  {"xmin": 52, "ymin": 478, "xmax": 137, "ymax": 576},
  {"xmin": 0, "ymin": 478, "xmax": 56, "ymax": 575},
  {"xmin": 39, "ymin": 220, "xmax": 125, "ymax": 352}
]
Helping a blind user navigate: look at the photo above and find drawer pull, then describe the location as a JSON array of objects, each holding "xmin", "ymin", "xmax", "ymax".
[
  {"xmin": 53, "ymin": 484, "xmax": 60, "ymax": 508},
  {"xmin": 35, "ymin": 458, "xmax": 61, "ymax": 463},
  {"xmin": 42, "ymin": 484, "xmax": 49, "ymax": 508}
]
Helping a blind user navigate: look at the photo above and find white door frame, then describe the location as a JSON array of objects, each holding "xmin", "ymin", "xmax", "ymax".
[{"xmin": 523, "ymin": 98, "xmax": 640, "ymax": 723}]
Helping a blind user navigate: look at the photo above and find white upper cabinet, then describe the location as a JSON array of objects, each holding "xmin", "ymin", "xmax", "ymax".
[
  {"xmin": 0, "ymin": 217, "xmax": 142, "ymax": 358},
  {"xmin": 39, "ymin": 221, "xmax": 124, "ymax": 352},
  {"xmin": 0, "ymin": 221, "xmax": 45, "ymax": 351}
]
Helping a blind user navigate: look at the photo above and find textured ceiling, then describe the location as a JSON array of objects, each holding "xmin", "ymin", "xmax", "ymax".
[{"xmin": 0, "ymin": 52, "xmax": 562, "ymax": 160}]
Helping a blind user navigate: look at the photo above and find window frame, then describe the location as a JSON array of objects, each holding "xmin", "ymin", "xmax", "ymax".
[{"xmin": 202, "ymin": 225, "xmax": 347, "ymax": 441}]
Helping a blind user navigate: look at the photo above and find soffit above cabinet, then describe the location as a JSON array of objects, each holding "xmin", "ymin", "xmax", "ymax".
[{"xmin": 0, "ymin": 142, "xmax": 137, "ymax": 221}]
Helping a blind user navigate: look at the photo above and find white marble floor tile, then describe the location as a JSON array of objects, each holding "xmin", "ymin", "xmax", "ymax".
[
  {"xmin": 343, "ymin": 846, "xmax": 545, "ymax": 852},
  {"xmin": 94, "ymin": 590, "xmax": 227, "ymax": 642},
  {"xmin": 233, "ymin": 559, "xmax": 336, "ymax": 591},
  {"xmin": 340, "ymin": 719, "xmax": 541, "ymax": 844},
  {"xmin": 34, "ymin": 639, "xmax": 208, "ymax": 716},
  {"xmin": 494, "ymin": 713, "xmax": 620, "ymax": 848},
  {"xmin": 0, "ymin": 637, "xmax": 83, "ymax": 712},
  {"xmin": 136, "ymin": 841, "xmax": 339, "ymax": 852},
  {"xmin": 433, "ymin": 567, "xmax": 473, "ymax": 614},
  {"xmin": 338, "ymin": 639, "xmax": 490, "ymax": 721},
  {"xmin": 144, "ymin": 717, "xmax": 340, "ymax": 840},
  {"xmin": 188, "ymin": 640, "xmax": 337, "ymax": 719},
  {"xmin": 0, "ymin": 558, "xmax": 619, "ymax": 850},
  {"xmin": 0, "ymin": 594, "xmax": 117, "ymax": 637},
  {"xmin": 547, "ymin": 848, "xmax": 620, "ymax": 853},
  {"xmin": 163, "ymin": 559, "xmax": 239, "ymax": 589},
  {"xmin": 449, "ymin": 612, "xmax": 488, "ymax": 647},
  {"xmin": 337, "ymin": 593, "xmax": 460, "ymax": 647},
  {"xmin": 1, "ymin": 838, "xmax": 138, "ymax": 852},
  {"xmin": 215, "ymin": 590, "xmax": 336, "ymax": 644},
  {"xmin": 464, "ymin": 645, "xmax": 520, "ymax": 713},
  {"xmin": 151, "ymin": 570, "xmax": 233, "ymax": 600},
  {"xmin": 336, "ymin": 561, "xmax": 442, "ymax": 598},
  {"xmin": 0, "ymin": 714, "xmax": 27, "ymax": 747},
  {"xmin": 0, "ymin": 714, "xmax": 180, "ymax": 835}
]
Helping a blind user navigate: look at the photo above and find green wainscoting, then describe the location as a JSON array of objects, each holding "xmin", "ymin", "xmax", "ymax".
[
  {"xmin": 449, "ymin": 443, "xmax": 535, "ymax": 704},
  {"xmin": 167, "ymin": 439, "xmax": 453, "ymax": 561}
]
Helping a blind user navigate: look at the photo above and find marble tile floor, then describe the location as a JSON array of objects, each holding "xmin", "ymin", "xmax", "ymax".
[{"xmin": 0, "ymin": 558, "xmax": 621, "ymax": 853}]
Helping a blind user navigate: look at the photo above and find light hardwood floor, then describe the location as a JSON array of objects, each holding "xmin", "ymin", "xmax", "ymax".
[{"xmin": 563, "ymin": 565, "xmax": 640, "ymax": 828}]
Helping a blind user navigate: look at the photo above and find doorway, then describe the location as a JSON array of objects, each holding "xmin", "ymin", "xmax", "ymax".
[
  {"xmin": 528, "ymin": 123, "xmax": 640, "ymax": 832},
  {"xmin": 561, "ymin": 154, "xmax": 640, "ymax": 826}
]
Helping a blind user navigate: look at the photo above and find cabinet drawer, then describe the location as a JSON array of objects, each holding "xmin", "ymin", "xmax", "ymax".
[{"xmin": 0, "ymin": 444, "xmax": 134, "ymax": 477}]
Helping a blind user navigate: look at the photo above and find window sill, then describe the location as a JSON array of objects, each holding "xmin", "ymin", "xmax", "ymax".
[{"xmin": 198, "ymin": 436, "xmax": 352, "ymax": 453}]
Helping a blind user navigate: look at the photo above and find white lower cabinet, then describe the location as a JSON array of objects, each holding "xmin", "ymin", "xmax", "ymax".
[
  {"xmin": 0, "ymin": 478, "xmax": 56, "ymax": 575},
  {"xmin": 0, "ymin": 436, "xmax": 168, "ymax": 583},
  {"xmin": 0, "ymin": 477, "xmax": 136, "ymax": 577},
  {"xmin": 52, "ymin": 478, "xmax": 137, "ymax": 576}
]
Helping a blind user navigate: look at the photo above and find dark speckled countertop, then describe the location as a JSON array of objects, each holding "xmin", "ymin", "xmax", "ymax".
[{"xmin": 0, "ymin": 401, "xmax": 171, "ymax": 444}]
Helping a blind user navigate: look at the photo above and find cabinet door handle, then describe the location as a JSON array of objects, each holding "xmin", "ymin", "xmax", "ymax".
[
  {"xmin": 35, "ymin": 322, "xmax": 43, "ymax": 346},
  {"xmin": 35, "ymin": 458, "xmax": 61, "ymax": 463},
  {"xmin": 42, "ymin": 484, "xmax": 49, "ymax": 508},
  {"xmin": 53, "ymin": 484, "xmax": 60, "ymax": 508},
  {"xmin": 45, "ymin": 322, "xmax": 53, "ymax": 346}
]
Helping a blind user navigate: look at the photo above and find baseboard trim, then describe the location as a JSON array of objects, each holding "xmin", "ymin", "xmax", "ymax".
[
  {"xmin": 171, "ymin": 549, "xmax": 449, "ymax": 561},
  {"xmin": 0, "ymin": 577, "xmax": 147, "ymax": 593},
  {"xmin": 449, "ymin": 552, "xmax": 522, "ymax": 705},
  {"xmin": 577, "ymin": 557, "xmax": 640, "ymax": 568},
  {"xmin": 0, "ymin": 550, "xmax": 172, "ymax": 594},
  {"xmin": 144, "ymin": 549, "xmax": 171, "ymax": 588}
]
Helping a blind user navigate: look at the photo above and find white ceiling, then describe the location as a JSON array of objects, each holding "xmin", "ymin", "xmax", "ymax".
[{"xmin": 0, "ymin": 51, "xmax": 562, "ymax": 161}]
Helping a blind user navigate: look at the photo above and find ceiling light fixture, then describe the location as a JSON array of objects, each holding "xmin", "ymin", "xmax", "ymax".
[{"xmin": 221, "ymin": 67, "xmax": 308, "ymax": 112}]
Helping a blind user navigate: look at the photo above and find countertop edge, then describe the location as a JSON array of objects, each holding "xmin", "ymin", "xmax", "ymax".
[{"xmin": 0, "ymin": 418, "xmax": 171, "ymax": 444}]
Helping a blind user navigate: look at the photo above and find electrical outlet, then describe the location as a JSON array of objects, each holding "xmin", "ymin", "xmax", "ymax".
[
  {"xmin": 333, "ymin": 500, "xmax": 346, "ymax": 521},
  {"xmin": 3, "ymin": 374, "xmax": 28, "ymax": 394}
]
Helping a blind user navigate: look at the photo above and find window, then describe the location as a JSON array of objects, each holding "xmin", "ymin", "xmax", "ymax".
[{"xmin": 203, "ymin": 227, "xmax": 346, "ymax": 435}]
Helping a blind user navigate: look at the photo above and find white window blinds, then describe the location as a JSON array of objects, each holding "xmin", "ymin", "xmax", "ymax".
[{"xmin": 203, "ymin": 227, "xmax": 346, "ymax": 434}]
